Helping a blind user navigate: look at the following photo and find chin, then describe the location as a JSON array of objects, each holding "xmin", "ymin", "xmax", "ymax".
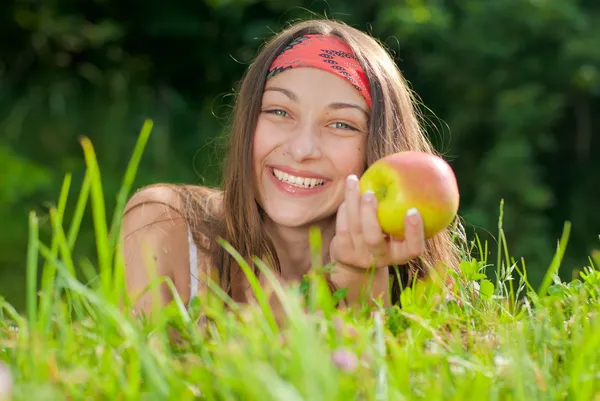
[{"xmin": 261, "ymin": 203, "xmax": 324, "ymax": 229}]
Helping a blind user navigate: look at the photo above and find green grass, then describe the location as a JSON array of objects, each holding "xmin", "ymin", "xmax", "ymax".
[{"xmin": 1, "ymin": 120, "xmax": 600, "ymax": 400}]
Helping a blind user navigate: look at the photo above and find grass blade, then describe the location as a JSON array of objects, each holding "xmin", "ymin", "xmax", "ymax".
[
  {"xmin": 38, "ymin": 174, "xmax": 73, "ymax": 332},
  {"xmin": 218, "ymin": 238, "xmax": 279, "ymax": 335},
  {"xmin": 79, "ymin": 136, "xmax": 111, "ymax": 298},
  {"xmin": 537, "ymin": 221, "xmax": 571, "ymax": 297},
  {"xmin": 26, "ymin": 211, "xmax": 39, "ymax": 328},
  {"xmin": 66, "ymin": 169, "xmax": 92, "ymax": 251}
]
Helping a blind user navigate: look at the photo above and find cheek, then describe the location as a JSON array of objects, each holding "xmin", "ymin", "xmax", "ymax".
[
  {"xmin": 328, "ymin": 139, "xmax": 366, "ymax": 175},
  {"xmin": 252, "ymin": 122, "xmax": 275, "ymax": 165},
  {"xmin": 252, "ymin": 119, "xmax": 285, "ymax": 179}
]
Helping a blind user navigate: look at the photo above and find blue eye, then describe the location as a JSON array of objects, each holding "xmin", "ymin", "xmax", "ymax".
[
  {"xmin": 330, "ymin": 122, "xmax": 358, "ymax": 131},
  {"xmin": 265, "ymin": 109, "xmax": 289, "ymax": 117}
]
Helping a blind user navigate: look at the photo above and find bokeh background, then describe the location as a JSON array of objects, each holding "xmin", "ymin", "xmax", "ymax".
[{"xmin": 1, "ymin": 0, "xmax": 598, "ymax": 311}]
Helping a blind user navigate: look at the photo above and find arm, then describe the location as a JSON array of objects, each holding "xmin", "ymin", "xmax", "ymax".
[
  {"xmin": 121, "ymin": 185, "xmax": 192, "ymax": 317},
  {"xmin": 330, "ymin": 262, "xmax": 390, "ymax": 308}
]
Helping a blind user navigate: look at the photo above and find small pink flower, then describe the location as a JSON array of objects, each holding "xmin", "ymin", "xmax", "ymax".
[
  {"xmin": 0, "ymin": 362, "xmax": 12, "ymax": 400},
  {"xmin": 331, "ymin": 348, "xmax": 358, "ymax": 373}
]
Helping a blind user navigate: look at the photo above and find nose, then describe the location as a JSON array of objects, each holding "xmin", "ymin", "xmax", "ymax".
[{"xmin": 283, "ymin": 122, "xmax": 321, "ymax": 162}]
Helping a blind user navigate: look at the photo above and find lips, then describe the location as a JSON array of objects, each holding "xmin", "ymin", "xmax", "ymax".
[
  {"xmin": 272, "ymin": 167, "xmax": 325, "ymax": 188},
  {"xmin": 267, "ymin": 165, "xmax": 330, "ymax": 195},
  {"xmin": 269, "ymin": 165, "xmax": 328, "ymax": 179}
]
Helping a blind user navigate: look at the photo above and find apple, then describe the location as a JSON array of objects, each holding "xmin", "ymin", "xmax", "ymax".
[{"xmin": 359, "ymin": 151, "xmax": 460, "ymax": 240}]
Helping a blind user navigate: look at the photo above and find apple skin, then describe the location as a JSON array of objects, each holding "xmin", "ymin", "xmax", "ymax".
[{"xmin": 359, "ymin": 151, "xmax": 460, "ymax": 240}]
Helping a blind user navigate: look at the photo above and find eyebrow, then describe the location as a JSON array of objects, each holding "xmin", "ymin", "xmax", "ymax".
[
  {"xmin": 264, "ymin": 87, "xmax": 297, "ymax": 101},
  {"xmin": 264, "ymin": 86, "xmax": 370, "ymax": 118},
  {"xmin": 328, "ymin": 102, "xmax": 370, "ymax": 119}
]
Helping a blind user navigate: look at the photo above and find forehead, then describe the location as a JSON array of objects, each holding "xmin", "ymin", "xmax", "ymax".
[{"xmin": 264, "ymin": 68, "xmax": 368, "ymax": 105}]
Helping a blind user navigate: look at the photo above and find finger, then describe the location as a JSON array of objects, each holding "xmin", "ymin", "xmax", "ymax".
[
  {"xmin": 360, "ymin": 190, "xmax": 387, "ymax": 266},
  {"xmin": 345, "ymin": 174, "xmax": 364, "ymax": 250},
  {"xmin": 389, "ymin": 208, "xmax": 425, "ymax": 264},
  {"xmin": 389, "ymin": 208, "xmax": 426, "ymax": 264},
  {"xmin": 336, "ymin": 202, "xmax": 349, "ymax": 236},
  {"xmin": 404, "ymin": 208, "xmax": 426, "ymax": 259},
  {"xmin": 332, "ymin": 203, "xmax": 353, "ymax": 263},
  {"xmin": 388, "ymin": 238, "xmax": 407, "ymax": 266}
]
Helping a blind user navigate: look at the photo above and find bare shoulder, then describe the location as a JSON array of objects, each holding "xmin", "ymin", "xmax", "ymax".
[
  {"xmin": 121, "ymin": 183, "xmax": 221, "ymax": 314},
  {"xmin": 121, "ymin": 183, "xmax": 214, "ymax": 261},
  {"xmin": 123, "ymin": 184, "xmax": 186, "ymax": 222},
  {"xmin": 121, "ymin": 184, "xmax": 192, "ymax": 312},
  {"xmin": 122, "ymin": 184, "xmax": 190, "ymax": 257},
  {"xmin": 122, "ymin": 183, "xmax": 223, "ymax": 253}
]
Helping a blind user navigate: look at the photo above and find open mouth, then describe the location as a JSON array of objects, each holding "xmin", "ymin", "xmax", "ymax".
[{"xmin": 271, "ymin": 167, "xmax": 325, "ymax": 189}]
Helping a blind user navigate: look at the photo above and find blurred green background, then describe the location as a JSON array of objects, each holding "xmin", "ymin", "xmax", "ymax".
[{"xmin": 1, "ymin": 0, "xmax": 598, "ymax": 311}]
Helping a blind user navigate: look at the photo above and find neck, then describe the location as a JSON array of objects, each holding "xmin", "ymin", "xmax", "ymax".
[{"xmin": 263, "ymin": 216, "xmax": 336, "ymax": 283}]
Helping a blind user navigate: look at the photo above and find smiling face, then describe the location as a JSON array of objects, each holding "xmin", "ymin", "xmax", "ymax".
[{"xmin": 252, "ymin": 67, "xmax": 370, "ymax": 228}]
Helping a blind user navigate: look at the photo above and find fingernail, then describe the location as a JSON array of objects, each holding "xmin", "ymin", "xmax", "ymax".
[
  {"xmin": 346, "ymin": 174, "xmax": 358, "ymax": 189},
  {"xmin": 363, "ymin": 190, "xmax": 376, "ymax": 203},
  {"xmin": 407, "ymin": 208, "xmax": 420, "ymax": 225}
]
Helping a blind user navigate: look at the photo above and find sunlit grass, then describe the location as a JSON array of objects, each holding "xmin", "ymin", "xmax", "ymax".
[{"xmin": 1, "ymin": 120, "xmax": 599, "ymax": 400}]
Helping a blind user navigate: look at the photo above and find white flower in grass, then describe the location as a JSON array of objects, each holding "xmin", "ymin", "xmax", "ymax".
[
  {"xmin": 493, "ymin": 354, "xmax": 511, "ymax": 374},
  {"xmin": 447, "ymin": 357, "xmax": 466, "ymax": 376}
]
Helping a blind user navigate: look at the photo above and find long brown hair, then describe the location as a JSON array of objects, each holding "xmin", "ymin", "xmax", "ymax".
[{"xmin": 174, "ymin": 19, "xmax": 461, "ymax": 303}]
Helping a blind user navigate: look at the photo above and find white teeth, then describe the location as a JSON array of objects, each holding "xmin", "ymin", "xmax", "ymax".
[{"xmin": 272, "ymin": 168, "xmax": 325, "ymax": 188}]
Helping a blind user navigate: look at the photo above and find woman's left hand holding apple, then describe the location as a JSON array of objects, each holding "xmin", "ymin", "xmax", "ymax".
[
  {"xmin": 328, "ymin": 174, "xmax": 426, "ymax": 306},
  {"xmin": 330, "ymin": 174, "xmax": 426, "ymax": 270}
]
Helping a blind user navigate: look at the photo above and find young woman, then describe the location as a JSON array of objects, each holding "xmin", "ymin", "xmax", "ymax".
[{"xmin": 121, "ymin": 19, "xmax": 461, "ymax": 317}]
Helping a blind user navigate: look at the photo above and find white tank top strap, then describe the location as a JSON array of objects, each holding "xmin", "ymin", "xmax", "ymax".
[
  {"xmin": 186, "ymin": 223, "xmax": 209, "ymax": 329},
  {"xmin": 187, "ymin": 224, "xmax": 199, "ymax": 299}
]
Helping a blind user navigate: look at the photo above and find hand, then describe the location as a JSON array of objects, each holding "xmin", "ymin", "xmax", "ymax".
[{"xmin": 329, "ymin": 174, "xmax": 426, "ymax": 270}]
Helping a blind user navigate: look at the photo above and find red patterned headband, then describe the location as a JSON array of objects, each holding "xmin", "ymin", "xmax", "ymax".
[{"xmin": 267, "ymin": 34, "xmax": 372, "ymax": 109}]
